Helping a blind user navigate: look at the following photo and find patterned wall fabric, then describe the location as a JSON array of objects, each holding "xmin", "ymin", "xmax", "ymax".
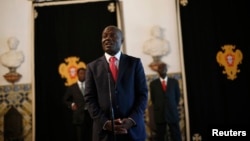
[{"xmin": 0, "ymin": 84, "xmax": 32, "ymax": 141}]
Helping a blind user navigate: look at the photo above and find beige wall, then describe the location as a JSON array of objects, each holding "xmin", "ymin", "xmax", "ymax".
[
  {"xmin": 123, "ymin": 0, "xmax": 181, "ymax": 75},
  {"xmin": 0, "ymin": 0, "xmax": 33, "ymax": 86},
  {"xmin": 0, "ymin": 0, "xmax": 182, "ymax": 85}
]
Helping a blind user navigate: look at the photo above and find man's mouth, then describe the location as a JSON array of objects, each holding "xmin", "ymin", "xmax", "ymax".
[{"xmin": 104, "ymin": 42, "xmax": 113, "ymax": 48}]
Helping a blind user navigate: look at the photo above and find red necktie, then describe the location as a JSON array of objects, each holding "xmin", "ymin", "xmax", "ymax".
[
  {"xmin": 109, "ymin": 56, "xmax": 118, "ymax": 82},
  {"xmin": 161, "ymin": 80, "xmax": 167, "ymax": 92}
]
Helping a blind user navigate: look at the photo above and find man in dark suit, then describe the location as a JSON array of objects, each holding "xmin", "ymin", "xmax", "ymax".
[
  {"xmin": 63, "ymin": 67, "xmax": 92, "ymax": 141},
  {"xmin": 149, "ymin": 63, "xmax": 182, "ymax": 141},
  {"xmin": 84, "ymin": 25, "xmax": 148, "ymax": 141}
]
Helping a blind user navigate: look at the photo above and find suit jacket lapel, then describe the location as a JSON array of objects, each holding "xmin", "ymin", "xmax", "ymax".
[
  {"xmin": 100, "ymin": 56, "xmax": 117, "ymax": 86},
  {"xmin": 100, "ymin": 56, "xmax": 109, "ymax": 73},
  {"xmin": 117, "ymin": 54, "xmax": 127, "ymax": 83},
  {"xmin": 101, "ymin": 54, "xmax": 127, "ymax": 83}
]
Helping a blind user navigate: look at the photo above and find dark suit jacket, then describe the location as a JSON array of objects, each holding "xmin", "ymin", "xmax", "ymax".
[
  {"xmin": 149, "ymin": 77, "xmax": 180, "ymax": 124},
  {"xmin": 84, "ymin": 54, "xmax": 148, "ymax": 141},
  {"xmin": 63, "ymin": 82, "xmax": 87, "ymax": 125}
]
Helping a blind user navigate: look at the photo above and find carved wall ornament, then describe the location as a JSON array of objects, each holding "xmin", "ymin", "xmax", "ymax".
[
  {"xmin": 192, "ymin": 133, "xmax": 202, "ymax": 141},
  {"xmin": 180, "ymin": 0, "xmax": 188, "ymax": 7},
  {"xmin": 216, "ymin": 44, "xmax": 243, "ymax": 80},
  {"xmin": 107, "ymin": 2, "xmax": 116, "ymax": 13}
]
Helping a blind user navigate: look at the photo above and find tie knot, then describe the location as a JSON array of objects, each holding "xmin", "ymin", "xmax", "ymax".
[{"xmin": 109, "ymin": 56, "xmax": 117, "ymax": 62}]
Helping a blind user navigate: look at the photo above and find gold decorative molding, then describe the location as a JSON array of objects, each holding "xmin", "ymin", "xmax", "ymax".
[
  {"xmin": 192, "ymin": 133, "xmax": 202, "ymax": 141},
  {"xmin": 107, "ymin": 2, "xmax": 116, "ymax": 13},
  {"xmin": 180, "ymin": 0, "xmax": 188, "ymax": 6}
]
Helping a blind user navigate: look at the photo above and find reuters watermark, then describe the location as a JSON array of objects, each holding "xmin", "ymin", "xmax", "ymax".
[{"xmin": 212, "ymin": 129, "xmax": 247, "ymax": 137}]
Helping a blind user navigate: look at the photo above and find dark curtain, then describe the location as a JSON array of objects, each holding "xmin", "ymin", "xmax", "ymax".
[
  {"xmin": 34, "ymin": 1, "xmax": 117, "ymax": 141},
  {"xmin": 180, "ymin": 0, "xmax": 250, "ymax": 140}
]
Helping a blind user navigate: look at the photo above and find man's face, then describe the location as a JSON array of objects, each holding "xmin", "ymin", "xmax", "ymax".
[
  {"xmin": 102, "ymin": 26, "xmax": 123, "ymax": 56},
  {"xmin": 157, "ymin": 63, "xmax": 167, "ymax": 76},
  {"xmin": 78, "ymin": 69, "xmax": 85, "ymax": 82}
]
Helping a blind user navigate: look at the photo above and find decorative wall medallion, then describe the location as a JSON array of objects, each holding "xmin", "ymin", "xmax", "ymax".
[
  {"xmin": 192, "ymin": 133, "xmax": 202, "ymax": 141},
  {"xmin": 107, "ymin": 2, "xmax": 115, "ymax": 13},
  {"xmin": 180, "ymin": 0, "xmax": 188, "ymax": 6},
  {"xmin": 216, "ymin": 44, "xmax": 243, "ymax": 80},
  {"xmin": 58, "ymin": 56, "xmax": 86, "ymax": 86}
]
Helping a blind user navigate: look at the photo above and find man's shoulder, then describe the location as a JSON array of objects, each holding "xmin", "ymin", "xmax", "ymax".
[
  {"xmin": 150, "ymin": 78, "xmax": 160, "ymax": 84},
  {"xmin": 168, "ymin": 77, "xmax": 179, "ymax": 84},
  {"xmin": 123, "ymin": 54, "xmax": 139, "ymax": 59},
  {"xmin": 68, "ymin": 82, "xmax": 78, "ymax": 87},
  {"xmin": 87, "ymin": 56, "xmax": 105, "ymax": 66},
  {"xmin": 122, "ymin": 54, "xmax": 141, "ymax": 62}
]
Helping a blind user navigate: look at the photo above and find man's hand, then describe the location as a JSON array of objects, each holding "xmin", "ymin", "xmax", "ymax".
[
  {"xmin": 121, "ymin": 118, "xmax": 134, "ymax": 129},
  {"xmin": 104, "ymin": 119, "xmax": 128, "ymax": 134},
  {"xmin": 71, "ymin": 102, "xmax": 78, "ymax": 111}
]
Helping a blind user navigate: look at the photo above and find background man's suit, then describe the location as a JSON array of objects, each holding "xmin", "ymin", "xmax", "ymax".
[
  {"xmin": 150, "ymin": 77, "xmax": 181, "ymax": 141},
  {"xmin": 63, "ymin": 82, "xmax": 92, "ymax": 141}
]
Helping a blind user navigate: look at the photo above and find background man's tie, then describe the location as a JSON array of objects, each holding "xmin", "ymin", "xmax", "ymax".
[
  {"xmin": 161, "ymin": 80, "xmax": 167, "ymax": 92},
  {"xmin": 109, "ymin": 56, "xmax": 118, "ymax": 82},
  {"xmin": 80, "ymin": 82, "xmax": 84, "ymax": 96},
  {"xmin": 80, "ymin": 82, "xmax": 88, "ymax": 109}
]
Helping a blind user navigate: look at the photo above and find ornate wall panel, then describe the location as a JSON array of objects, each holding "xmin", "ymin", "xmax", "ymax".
[{"xmin": 0, "ymin": 84, "xmax": 32, "ymax": 141}]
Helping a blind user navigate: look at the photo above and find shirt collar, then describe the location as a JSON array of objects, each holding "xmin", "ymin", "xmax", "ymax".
[
  {"xmin": 105, "ymin": 51, "xmax": 121, "ymax": 62},
  {"xmin": 78, "ymin": 80, "xmax": 85, "ymax": 85},
  {"xmin": 160, "ymin": 76, "xmax": 168, "ymax": 82}
]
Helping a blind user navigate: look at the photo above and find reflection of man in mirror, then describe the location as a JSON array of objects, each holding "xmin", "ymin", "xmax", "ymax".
[{"xmin": 0, "ymin": 37, "xmax": 24, "ymax": 68}]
